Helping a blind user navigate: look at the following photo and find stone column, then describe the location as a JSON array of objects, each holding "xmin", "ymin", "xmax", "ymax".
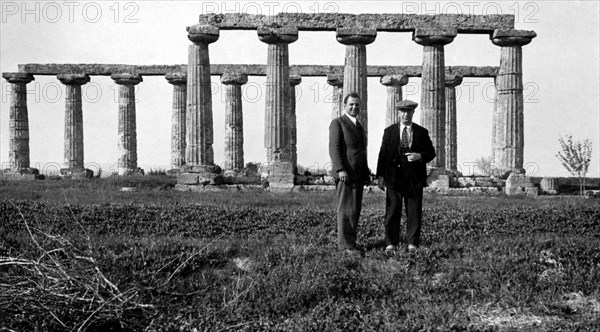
[
  {"xmin": 380, "ymin": 74, "xmax": 409, "ymax": 127},
  {"xmin": 327, "ymin": 74, "xmax": 343, "ymax": 119},
  {"xmin": 289, "ymin": 75, "xmax": 301, "ymax": 174},
  {"xmin": 166, "ymin": 72, "xmax": 187, "ymax": 172},
  {"xmin": 111, "ymin": 73, "xmax": 143, "ymax": 176},
  {"xmin": 220, "ymin": 72, "xmax": 248, "ymax": 174},
  {"xmin": 179, "ymin": 24, "xmax": 222, "ymax": 186},
  {"xmin": 185, "ymin": 24, "xmax": 218, "ymax": 166},
  {"xmin": 1, "ymin": 73, "xmax": 36, "ymax": 177},
  {"xmin": 258, "ymin": 25, "xmax": 298, "ymax": 189},
  {"xmin": 58, "ymin": 73, "xmax": 93, "ymax": 178},
  {"xmin": 336, "ymin": 28, "xmax": 376, "ymax": 137},
  {"xmin": 444, "ymin": 74, "xmax": 463, "ymax": 173},
  {"xmin": 491, "ymin": 29, "xmax": 537, "ymax": 176},
  {"xmin": 413, "ymin": 28, "xmax": 456, "ymax": 188}
]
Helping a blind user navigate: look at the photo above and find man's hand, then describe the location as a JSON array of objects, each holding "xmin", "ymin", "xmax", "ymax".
[
  {"xmin": 338, "ymin": 170, "xmax": 348, "ymax": 182},
  {"xmin": 405, "ymin": 152, "xmax": 422, "ymax": 162},
  {"xmin": 377, "ymin": 176, "xmax": 385, "ymax": 191}
]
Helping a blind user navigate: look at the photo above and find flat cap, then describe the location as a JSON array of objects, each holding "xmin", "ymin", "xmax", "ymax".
[{"xmin": 396, "ymin": 100, "xmax": 418, "ymax": 111}]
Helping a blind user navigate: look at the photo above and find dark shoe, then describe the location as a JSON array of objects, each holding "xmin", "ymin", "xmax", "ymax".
[
  {"xmin": 385, "ymin": 245, "xmax": 397, "ymax": 253},
  {"xmin": 407, "ymin": 244, "xmax": 417, "ymax": 254}
]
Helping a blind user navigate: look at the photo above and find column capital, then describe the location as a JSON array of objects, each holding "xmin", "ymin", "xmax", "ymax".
[
  {"xmin": 258, "ymin": 25, "xmax": 298, "ymax": 44},
  {"xmin": 327, "ymin": 74, "xmax": 343, "ymax": 87},
  {"xmin": 336, "ymin": 27, "xmax": 377, "ymax": 45},
  {"xmin": 187, "ymin": 24, "xmax": 219, "ymax": 44},
  {"xmin": 491, "ymin": 29, "xmax": 536, "ymax": 47},
  {"xmin": 380, "ymin": 74, "xmax": 409, "ymax": 87},
  {"xmin": 445, "ymin": 74, "xmax": 463, "ymax": 87},
  {"xmin": 412, "ymin": 28, "xmax": 457, "ymax": 46},
  {"xmin": 220, "ymin": 72, "xmax": 248, "ymax": 85},
  {"xmin": 2, "ymin": 72, "xmax": 34, "ymax": 84},
  {"xmin": 289, "ymin": 74, "xmax": 302, "ymax": 86},
  {"xmin": 57, "ymin": 73, "xmax": 90, "ymax": 85},
  {"xmin": 111, "ymin": 73, "xmax": 143, "ymax": 85},
  {"xmin": 165, "ymin": 72, "xmax": 187, "ymax": 85}
]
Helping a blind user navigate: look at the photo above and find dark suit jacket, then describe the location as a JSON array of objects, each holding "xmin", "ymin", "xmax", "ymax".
[
  {"xmin": 376, "ymin": 123, "xmax": 436, "ymax": 188},
  {"xmin": 329, "ymin": 115, "xmax": 371, "ymax": 185}
]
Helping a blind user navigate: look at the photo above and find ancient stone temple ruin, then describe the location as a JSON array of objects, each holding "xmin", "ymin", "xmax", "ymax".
[{"xmin": 2, "ymin": 13, "xmax": 538, "ymax": 195}]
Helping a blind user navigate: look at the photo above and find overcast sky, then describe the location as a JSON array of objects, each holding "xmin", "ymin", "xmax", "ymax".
[{"xmin": 1, "ymin": 0, "xmax": 598, "ymax": 177}]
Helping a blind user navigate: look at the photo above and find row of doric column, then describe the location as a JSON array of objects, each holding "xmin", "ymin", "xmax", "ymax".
[
  {"xmin": 1, "ymin": 69, "xmax": 511, "ymax": 177},
  {"xmin": 2, "ymin": 26, "xmax": 535, "ymax": 182}
]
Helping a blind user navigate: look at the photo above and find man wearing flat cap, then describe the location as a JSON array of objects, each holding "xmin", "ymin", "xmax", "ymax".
[{"xmin": 376, "ymin": 100, "xmax": 435, "ymax": 254}]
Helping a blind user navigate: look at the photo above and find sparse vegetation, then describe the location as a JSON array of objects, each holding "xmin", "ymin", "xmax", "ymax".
[{"xmin": 1, "ymin": 180, "xmax": 599, "ymax": 331}]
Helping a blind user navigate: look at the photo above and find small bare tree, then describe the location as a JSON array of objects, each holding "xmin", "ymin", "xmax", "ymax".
[
  {"xmin": 556, "ymin": 135, "xmax": 592, "ymax": 196},
  {"xmin": 475, "ymin": 156, "xmax": 495, "ymax": 176}
]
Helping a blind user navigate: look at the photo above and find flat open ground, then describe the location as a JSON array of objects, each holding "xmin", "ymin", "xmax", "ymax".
[{"xmin": 1, "ymin": 177, "xmax": 599, "ymax": 331}]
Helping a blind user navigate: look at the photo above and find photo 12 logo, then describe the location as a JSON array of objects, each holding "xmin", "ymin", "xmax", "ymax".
[
  {"xmin": 200, "ymin": 1, "xmax": 339, "ymax": 15},
  {"xmin": 1, "ymin": 1, "xmax": 140, "ymax": 23}
]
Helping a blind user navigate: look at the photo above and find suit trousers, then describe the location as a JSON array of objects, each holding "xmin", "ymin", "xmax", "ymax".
[
  {"xmin": 384, "ymin": 176, "xmax": 423, "ymax": 247},
  {"xmin": 336, "ymin": 181, "xmax": 364, "ymax": 250}
]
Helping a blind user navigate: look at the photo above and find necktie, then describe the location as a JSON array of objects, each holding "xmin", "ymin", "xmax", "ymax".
[{"xmin": 401, "ymin": 126, "xmax": 409, "ymax": 148}]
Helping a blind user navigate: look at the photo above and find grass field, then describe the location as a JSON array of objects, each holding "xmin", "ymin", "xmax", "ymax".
[{"xmin": 1, "ymin": 177, "xmax": 599, "ymax": 331}]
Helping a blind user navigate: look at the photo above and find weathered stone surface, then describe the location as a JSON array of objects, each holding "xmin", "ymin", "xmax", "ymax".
[
  {"xmin": 57, "ymin": 73, "xmax": 90, "ymax": 85},
  {"xmin": 445, "ymin": 74, "xmax": 462, "ymax": 172},
  {"xmin": 327, "ymin": 74, "xmax": 344, "ymax": 119},
  {"xmin": 3, "ymin": 73, "xmax": 34, "ymax": 171},
  {"xmin": 181, "ymin": 164, "xmax": 222, "ymax": 173},
  {"xmin": 258, "ymin": 25, "xmax": 298, "ymax": 44},
  {"xmin": 336, "ymin": 28, "xmax": 377, "ymax": 45},
  {"xmin": 222, "ymin": 78, "xmax": 245, "ymax": 172},
  {"xmin": 167, "ymin": 74, "xmax": 187, "ymax": 169},
  {"xmin": 491, "ymin": 30, "xmax": 536, "ymax": 174},
  {"xmin": 177, "ymin": 172, "xmax": 223, "ymax": 185},
  {"xmin": 340, "ymin": 42, "xmax": 370, "ymax": 136},
  {"xmin": 112, "ymin": 74, "xmax": 142, "ymax": 175},
  {"xmin": 60, "ymin": 168, "xmax": 94, "ymax": 179},
  {"xmin": 60, "ymin": 75, "xmax": 88, "ymax": 170},
  {"xmin": 380, "ymin": 75, "xmax": 409, "ymax": 127},
  {"xmin": 380, "ymin": 74, "xmax": 409, "ymax": 87},
  {"xmin": 492, "ymin": 29, "xmax": 537, "ymax": 46},
  {"xmin": 197, "ymin": 13, "xmax": 514, "ymax": 32},
  {"xmin": 187, "ymin": 24, "xmax": 219, "ymax": 44},
  {"xmin": 505, "ymin": 172, "xmax": 538, "ymax": 196},
  {"xmin": 18, "ymin": 64, "xmax": 499, "ymax": 78},
  {"xmin": 165, "ymin": 72, "xmax": 187, "ymax": 85},
  {"xmin": 220, "ymin": 72, "xmax": 248, "ymax": 85}
]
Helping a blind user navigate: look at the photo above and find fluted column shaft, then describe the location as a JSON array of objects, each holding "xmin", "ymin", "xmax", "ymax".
[
  {"xmin": 111, "ymin": 73, "xmax": 143, "ymax": 174},
  {"xmin": 2, "ymin": 73, "xmax": 34, "ymax": 171},
  {"xmin": 289, "ymin": 75, "xmax": 302, "ymax": 173},
  {"xmin": 380, "ymin": 74, "xmax": 409, "ymax": 127},
  {"xmin": 258, "ymin": 26, "xmax": 298, "ymax": 165},
  {"xmin": 327, "ymin": 74, "xmax": 343, "ymax": 119},
  {"xmin": 58, "ymin": 74, "xmax": 90, "ymax": 170},
  {"xmin": 444, "ymin": 75, "xmax": 463, "ymax": 172},
  {"xmin": 491, "ymin": 29, "xmax": 536, "ymax": 174},
  {"xmin": 166, "ymin": 73, "xmax": 187, "ymax": 169},
  {"xmin": 221, "ymin": 72, "xmax": 248, "ymax": 172},
  {"xmin": 186, "ymin": 25, "xmax": 219, "ymax": 166},
  {"xmin": 337, "ymin": 28, "xmax": 376, "ymax": 138},
  {"xmin": 413, "ymin": 29, "xmax": 456, "ymax": 169}
]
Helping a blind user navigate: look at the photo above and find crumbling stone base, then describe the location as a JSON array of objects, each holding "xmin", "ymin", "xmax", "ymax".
[
  {"xmin": 505, "ymin": 172, "xmax": 538, "ymax": 196},
  {"xmin": 178, "ymin": 165, "xmax": 223, "ymax": 186},
  {"xmin": 60, "ymin": 168, "xmax": 94, "ymax": 179},
  {"xmin": 0, "ymin": 168, "xmax": 41, "ymax": 180}
]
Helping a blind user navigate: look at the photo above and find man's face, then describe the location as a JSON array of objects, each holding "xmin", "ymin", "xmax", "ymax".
[
  {"xmin": 345, "ymin": 97, "xmax": 360, "ymax": 117},
  {"xmin": 399, "ymin": 109, "xmax": 414, "ymax": 125}
]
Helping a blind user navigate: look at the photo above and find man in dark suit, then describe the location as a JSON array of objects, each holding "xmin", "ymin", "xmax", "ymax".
[
  {"xmin": 376, "ymin": 100, "xmax": 435, "ymax": 253},
  {"xmin": 329, "ymin": 92, "xmax": 371, "ymax": 253}
]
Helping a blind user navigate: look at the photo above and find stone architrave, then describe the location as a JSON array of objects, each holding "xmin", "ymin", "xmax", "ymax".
[
  {"xmin": 186, "ymin": 24, "xmax": 219, "ymax": 167},
  {"xmin": 413, "ymin": 28, "xmax": 457, "ymax": 173},
  {"xmin": 57, "ymin": 73, "xmax": 93, "ymax": 178},
  {"xmin": 220, "ymin": 72, "xmax": 248, "ymax": 173},
  {"xmin": 166, "ymin": 72, "xmax": 187, "ymax": 171},
  {"xmin": 2, "ymin": 73, "xmax": 36, "ymax": 176},
  {"xmin": 444, "ymin": 74, "xmax": 463, "ymax": 172},
  {"xmin": 289, "ymin": 74, "xmax": 302, "ymax": 174},
  {"xmin": 111, "ymin": 73, "xmax": 143, "ymax": 176},
  {"xmin": 380, "ymin": 74, "xmax": 409, "ymax": 127},
  {"xmin": 336, "ymin": 27, "xmax": 376, "ymax": 138},
  {"xmin": 491, "ymin": 29, "xmax": 537, "ymax": 175},
  {"xmin": 258, "ymin": 25, "xmax": 298, "ymax": 189},
  {"xmin": 326, "ymin": 74, "xmax": 343, "ymax": 119}
]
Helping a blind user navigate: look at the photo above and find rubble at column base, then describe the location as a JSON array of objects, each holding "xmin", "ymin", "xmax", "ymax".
[
  {"xmin": 60, "ymin": 168, "xmax": 94, "ymax": 179},
  {"xmin": 0, "ymin": 168, "xmax": 42, "ymax": 181}
]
